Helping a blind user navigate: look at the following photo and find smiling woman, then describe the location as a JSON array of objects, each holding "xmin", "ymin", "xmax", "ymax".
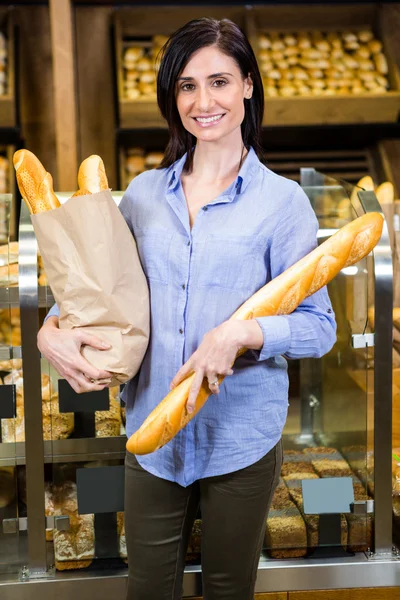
[{"xmin": 38, "ymin": 15, "xmax": 337, "ymax": 600}]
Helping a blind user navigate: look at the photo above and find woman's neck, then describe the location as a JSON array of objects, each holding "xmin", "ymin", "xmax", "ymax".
[{"xmin": 189, "ymin": 137, "xmax": 248, "ymax": 184}]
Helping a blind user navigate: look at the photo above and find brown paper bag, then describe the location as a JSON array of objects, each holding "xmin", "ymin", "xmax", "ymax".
[{"xmin": 31, "ymin": 190, "xmax": 150, "ymax": 386}]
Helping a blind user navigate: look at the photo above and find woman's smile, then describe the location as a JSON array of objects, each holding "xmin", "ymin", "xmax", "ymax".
[{"xmin": 193, "ymin": 113, "xmax": 226, "ymax": 127}]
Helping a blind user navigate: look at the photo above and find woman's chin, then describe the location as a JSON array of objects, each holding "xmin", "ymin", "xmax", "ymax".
[{"xmin": 191, "ymin": 127, "xmax": 230, "ymax": 144}]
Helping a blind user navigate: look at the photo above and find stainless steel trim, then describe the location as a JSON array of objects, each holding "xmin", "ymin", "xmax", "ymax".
[
  {"xmin": 0, "ymin": 438, "xmax": 127, "ymax": 466},
  {"xmin": 352, "ymin": 333, "xmax": 375, "ymax": 348},
  {"xmin": 18, "ymin": 202, "xmax": 48, "ymax": 575},
  {"xmin": 1, "ymin": 556, "xmax": 400, "ymax": 597},
  {"xmin": 358, "ymin": 189, "xmax": 393, "ymax": 556},
  {"xmin": 2, "ymin": 519, "xmax": 18, "ymax": 534},
  {"xmin": 45, "ymin": 516, "xmax": 70, "ymax": 531},
  {"xmin": 2, "ymin": 518, "xmax": 27, "ymax": 533}
]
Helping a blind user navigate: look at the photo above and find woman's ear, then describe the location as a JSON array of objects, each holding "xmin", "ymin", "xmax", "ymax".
[{"xmin": 244, "ymin": 73, "xmax": 253, "ymax": 99}]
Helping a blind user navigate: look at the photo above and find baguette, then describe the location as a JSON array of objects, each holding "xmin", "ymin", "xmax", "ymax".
[
  {"xmin": 13, "ymin": 150, "xmax": 60, "ymax": 213},
  {"xmin": 127, "ymin": 211, "xmax": 384, "ymax": 455},
  {"xmin": 73, "ymin": 155, "xmax": 109, "ymax": 196}
]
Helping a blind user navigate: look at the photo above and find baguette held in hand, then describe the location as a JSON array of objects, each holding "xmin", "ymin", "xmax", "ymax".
[{"xmin": 127, "ymin": 211, "xmax": 384, "ymax": 455}]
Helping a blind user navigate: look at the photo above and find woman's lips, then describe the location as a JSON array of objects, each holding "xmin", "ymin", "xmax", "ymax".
[{"xmin": 192, "ymin": 114, "xmax": 225, "ymax": 127}]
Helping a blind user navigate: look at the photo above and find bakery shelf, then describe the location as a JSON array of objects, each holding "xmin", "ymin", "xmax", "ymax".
[
  {"xmin": 0, "ymin": 286, "xmax": 54, "ymax": 309},
  {"xmin": 115, "ymin": 5, "xmax": 400, "ymax": 130},
  {"xmin": 43, "ymin": 437, "xmax": 126, "ymax": 463},
  {"xmin": 0, "ymin": 438, "xmax": 126, "ymax": 467},
  {"xmin": 0, "ymin": 11, "xmax": 16, "ymax": 129},
  {"xmin": 247, "ymin": 4, "xmax": 400, "ymax": 127}
]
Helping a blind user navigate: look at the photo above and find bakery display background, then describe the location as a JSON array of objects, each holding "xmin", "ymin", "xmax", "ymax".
[{"xmin": 0, "ymin": 0, "xmax": 398, "ymax": 593}]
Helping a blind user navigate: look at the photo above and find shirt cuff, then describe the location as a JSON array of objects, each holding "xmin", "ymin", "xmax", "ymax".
[
  {"xmin": 252, "ymin": 316, "xmax": 291, "ymax": 361},
  {"xmin": 44, "ymin": 303, "xmax": 60, "ymax": 323}
]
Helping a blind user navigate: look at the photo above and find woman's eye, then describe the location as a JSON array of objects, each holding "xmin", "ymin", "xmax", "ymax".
[
  {"xmin": 213, "ymin": 79, "xmax": 227, "ymax": 87},
  {"xmin": 181, "ymin": 83, "xmax": 195, "ymax": 91}
]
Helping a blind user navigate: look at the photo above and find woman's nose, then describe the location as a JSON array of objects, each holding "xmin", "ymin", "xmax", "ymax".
[{"xmin": 195, "ymin": 86, "xmax": 213, "ymax": 113}]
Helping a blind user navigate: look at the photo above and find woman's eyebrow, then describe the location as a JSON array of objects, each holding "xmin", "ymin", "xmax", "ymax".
[{"xmin": 177, "ymin": 72, "xmax": 233, "ymax": 81}]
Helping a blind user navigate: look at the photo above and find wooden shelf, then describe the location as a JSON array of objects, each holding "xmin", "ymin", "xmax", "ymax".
[
  {"xmin": 116, "ymin": 4, "xmax": 400, "ymax": 129},
  {"xmin": 0, "ymin": 11, "xmax": 16, "ymax": 129}
]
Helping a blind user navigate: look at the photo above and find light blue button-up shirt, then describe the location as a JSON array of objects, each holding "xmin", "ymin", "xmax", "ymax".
[{"xmin": 46, "ymin": 147, "xmax": 336, "ymax": 487}]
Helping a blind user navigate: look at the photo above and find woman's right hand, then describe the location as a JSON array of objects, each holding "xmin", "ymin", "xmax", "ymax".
[{"xmin": 37, "ymin": 317, "xmax": 113, "ymax": 394}]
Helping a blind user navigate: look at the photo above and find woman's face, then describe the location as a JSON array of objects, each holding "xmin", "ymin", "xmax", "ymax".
[{"xmin": 175, "ymin": 45, "xmax": 253, "ymax": 144}]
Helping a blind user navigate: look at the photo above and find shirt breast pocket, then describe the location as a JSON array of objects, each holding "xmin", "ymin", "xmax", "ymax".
[
  {"xmin": 135, "ymin": 228, "xmax": 173, "ymax": 285},
  {"xmin": 196, "ymin": 233, "xmax": 266, "ymax": 292}
]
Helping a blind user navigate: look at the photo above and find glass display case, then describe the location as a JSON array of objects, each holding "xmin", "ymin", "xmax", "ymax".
[{"xmin": 0, "ymin": 175, "xmax": 396, "ymax": 598}]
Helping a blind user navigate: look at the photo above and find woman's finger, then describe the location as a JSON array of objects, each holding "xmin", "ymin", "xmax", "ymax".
[
  {"xmin": 74, "ymin": 371, "xmax": 106, "ymax": 394},
  {"xmin": 75, "ymin": 356, "xmax": 112, "ymax": 382},
  {"xmin": 170, "ymin": 360, "xmax": 193, "ymax": 390},
  {"xmin": 186, "ymin": 370, "xmax": 205, "ymax": 414},
  {"xmin": 78, "ymin": 331, "xmax": 111, "ymax": 351},
  {"xmin": 206, "ymin": 371, "xmax": 220, "ymax": 395}
]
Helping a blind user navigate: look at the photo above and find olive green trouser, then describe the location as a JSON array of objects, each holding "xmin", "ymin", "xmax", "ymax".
[{"xmin": 124, "ymin": 440, "xmax": 282, "ymax": 600}]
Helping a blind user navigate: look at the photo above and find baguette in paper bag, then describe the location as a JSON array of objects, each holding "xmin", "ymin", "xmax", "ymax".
[{"xmin": 14, "ymin": 150, "xmax": 150, "ymax": 387}]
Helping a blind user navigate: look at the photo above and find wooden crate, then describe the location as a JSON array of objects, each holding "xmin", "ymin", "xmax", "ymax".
[
  {"xmin": 0, "ymin": 10, "xmax": 16, "ymax": 128},
  {"xmin": 247, "ymin": 4, "xmax": 400, "ymax": 127},
  {"xmin": 115, "ymin": 6, "xmax": 247, "ymax": 129}
]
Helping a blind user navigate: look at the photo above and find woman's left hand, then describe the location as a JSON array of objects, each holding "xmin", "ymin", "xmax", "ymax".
[{"xmin": 170, "ymin": 320, "xmax": 249, "ymax": 414}]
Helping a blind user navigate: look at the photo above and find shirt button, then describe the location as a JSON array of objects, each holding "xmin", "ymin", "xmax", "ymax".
[
  {"xmin": 327, "ymin": 308, "xmax": 332, "ymax": 313},
  {"xmin": 187, "ymin": 241, "xmax": 190, "ymax": 246},
  {"xmin": 182, "ymin": 284, "xmax": 186, "ymax": 290},
  {"xmin": 202, "ymin": 206, "xmax": 208, "ymax": 211},
  {"xmin": 179, "ymin": 328, "xmax": 183, "ymax": 334}
]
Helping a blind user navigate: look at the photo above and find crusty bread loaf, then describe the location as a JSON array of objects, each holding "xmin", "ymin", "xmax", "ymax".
[
  {"xmin": 13, "ymin": 150, "xmax": 60, "ymax": 213},
  {"xmin": 127, "ymin": 211, "xmax": 384, "ymax": 455},
  {"xmin": 53, "ymin": 481, "xmax": 94, "ymax": 570},
  {"xmin": 73, "ymin": 155, "xmax": 109, "ymax": 196}
]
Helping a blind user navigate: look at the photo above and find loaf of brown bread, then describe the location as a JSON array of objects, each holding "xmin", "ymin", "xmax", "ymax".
[{"xmin": 127, "ymin": 212, "xmax": 384, "ymax": 455}]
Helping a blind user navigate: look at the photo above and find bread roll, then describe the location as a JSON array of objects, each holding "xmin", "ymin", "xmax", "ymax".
[
  {"xmin": 369, "ymin": 40, "xmax": 382, "ymax": 54},
  {"xmin": 126, "ymin": 88, "xmax": 140, "ymax": 100},
  {"xmin": 124, "ymin": 47, "xmax": 143, "ymax": 66},
  {"xmin": 358, "ymin": 30, "xmax": 374, "ymax": 44},
  {"xmin": 374, "ymin": 53, "xmax": 388, "ymax": 75},
  {"xmin": 13, "ymin": 150, "xmax": 60, "ymax": 214},
  {"xmin": 137, "ymin": 57, "xmax": 152, "ymax": 72},
  {"xmin": 127, "ymin": 211, "xmax": 384, "ymax": 455}
]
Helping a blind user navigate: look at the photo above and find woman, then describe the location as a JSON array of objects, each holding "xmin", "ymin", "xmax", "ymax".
[{"xmin": 39, "ymin": 17, "xmax": 336, "ymax": 600}]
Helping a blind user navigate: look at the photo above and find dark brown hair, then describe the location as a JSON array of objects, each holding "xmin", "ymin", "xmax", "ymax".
[{"xmin": 156, "ymin": 17, "xmax": 264, "ymax": 173}]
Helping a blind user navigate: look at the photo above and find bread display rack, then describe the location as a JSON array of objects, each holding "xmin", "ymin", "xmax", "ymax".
[
  {"xmin": 115, "ymin": 4, "xmax": 400, "ymax": 130},
  {"xmin": 0, "ymin": 174, "xmax": 397, "ymax": 598}
]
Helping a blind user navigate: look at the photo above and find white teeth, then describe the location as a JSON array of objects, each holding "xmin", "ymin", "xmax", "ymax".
[{"xmin": 195, "ymin": 114, "xmax": 223, "ymax": 123}]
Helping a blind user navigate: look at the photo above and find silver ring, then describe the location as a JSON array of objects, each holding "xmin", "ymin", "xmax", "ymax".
[{"xmin": 209, "ymin": 379, "xmax": 219, "ymax": 386}]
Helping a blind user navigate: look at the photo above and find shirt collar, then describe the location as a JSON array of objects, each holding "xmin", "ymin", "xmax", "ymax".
[{"xmin": 167, "ymin": 146, "xmax": 259, "ymax": 198}]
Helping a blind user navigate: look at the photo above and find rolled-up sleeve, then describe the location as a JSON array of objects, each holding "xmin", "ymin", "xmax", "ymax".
[{"xmin": 253, "ymin": 184, "xmax": 337, "ymax": 361}]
